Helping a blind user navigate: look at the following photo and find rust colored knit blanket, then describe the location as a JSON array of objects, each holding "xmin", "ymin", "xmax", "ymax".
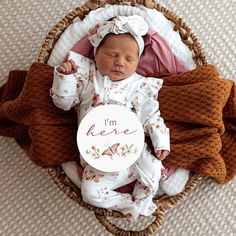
[{"xmin": 0, "ymin": 63, "xmax": 235, "ymax": 183}]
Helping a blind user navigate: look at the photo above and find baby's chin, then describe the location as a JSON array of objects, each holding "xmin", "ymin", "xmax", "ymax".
[
  {"xmin": 109, "ymin": 77, "xmax": 126, "ymax": 81},
  {"xmin": 106, "ymin": 72, "xmax": 129, "ymax": 81}
]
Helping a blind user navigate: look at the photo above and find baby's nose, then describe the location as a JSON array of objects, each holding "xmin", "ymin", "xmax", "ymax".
[{"xmin": 114, "ymin": 57, "xmax": 125, "ymax": 67}]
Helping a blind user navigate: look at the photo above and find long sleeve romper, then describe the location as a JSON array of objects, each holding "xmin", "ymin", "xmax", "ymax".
[{"xmin": 50, "ymin": 51, "xmax": 170, "ymax": 220}]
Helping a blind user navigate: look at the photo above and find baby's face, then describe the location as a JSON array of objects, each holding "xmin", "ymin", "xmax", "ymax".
[{"xmin": 95, "ymin": 34, "xmax": 139, "ymax": 81}]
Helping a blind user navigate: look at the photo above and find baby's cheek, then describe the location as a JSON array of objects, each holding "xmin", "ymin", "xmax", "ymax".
[{"xmin": 103, "ymin": 57, "xmax": 113, "ymax": 66}]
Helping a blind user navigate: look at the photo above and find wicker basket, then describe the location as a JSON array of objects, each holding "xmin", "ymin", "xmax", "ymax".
[{"xmin": 38, "ymin": 0, "xmax": 205, "ymax": 235}]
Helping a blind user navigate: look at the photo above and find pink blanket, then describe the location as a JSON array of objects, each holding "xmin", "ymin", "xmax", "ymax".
[{"xmin": 70, "ymin": 29, "xmax": 189, "ymax": 76}]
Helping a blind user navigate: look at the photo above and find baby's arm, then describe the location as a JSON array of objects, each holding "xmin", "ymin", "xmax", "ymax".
[
  {"xmin": 50, "ymin": 60, "xmax": 79, "ymax": 111},
  {"xmin": 143, "ymin": 103, "xmax": 170, "ymax": 160},
  {"xmin": 50, "ymin": 52, "xmax": 91, "ymax": 111},
  {"xmin": 132, "ymin": 79, "xmax": 170, "ymax": 160}
]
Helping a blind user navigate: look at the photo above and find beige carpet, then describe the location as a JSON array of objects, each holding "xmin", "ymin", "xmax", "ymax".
[{"xmin": 0, "ymin": 0, "xmax": 235, "ymax": 235}]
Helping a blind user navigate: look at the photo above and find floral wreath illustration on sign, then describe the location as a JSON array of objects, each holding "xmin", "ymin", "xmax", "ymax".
[{"xmin": 86, "ymin": 143, "xmax": 138, "ymax": 159}]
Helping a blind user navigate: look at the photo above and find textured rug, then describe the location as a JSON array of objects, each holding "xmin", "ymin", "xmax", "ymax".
[{"xmin": 0, "ymin": 0, "xmax": 235, "ymax": 235}]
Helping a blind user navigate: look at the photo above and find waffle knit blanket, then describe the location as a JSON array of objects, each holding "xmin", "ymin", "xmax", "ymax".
[{"xmin": 0, "ymin": 63, "xmax": 235, "ymax": 183}]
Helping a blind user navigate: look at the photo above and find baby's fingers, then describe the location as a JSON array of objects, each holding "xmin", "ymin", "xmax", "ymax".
[
  {"xmin": 69, "ymin": 59, "xmax": 78, "ymax": 73},
  {"xmin": 156, "ymin": 150, "xmax": 162, "ymax": 158},
  {"xmin": 57, "ymin": 65, "xmax": 66, "ymax": 74},
  {"xmin": 57, "ymin": 60, "xmax": 77, "ymax": 74},
  {"xmin": 64, "ymin": 62, "xmax": 73, "ymax": 74},
  {"xmin": 156, "ymin": 150, "xmax": 169, "ymax": 160},
  {"xmin": 57, "ymin": 62, "xmax": 73, "ymax": 74}
]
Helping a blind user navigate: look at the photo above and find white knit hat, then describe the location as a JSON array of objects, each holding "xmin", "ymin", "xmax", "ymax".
[{"xmin": 88, "ymin": 15, "xmax": 149, "ymax": 57}]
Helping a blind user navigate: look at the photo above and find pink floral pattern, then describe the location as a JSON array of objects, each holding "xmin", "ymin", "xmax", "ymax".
[{"xmin": 85, "ymin": 143, "xmax": 138, "ymax": 159}]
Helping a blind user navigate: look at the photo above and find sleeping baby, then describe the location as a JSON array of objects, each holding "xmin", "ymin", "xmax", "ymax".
[{"xmin": 50, "ymin": 15, "xmax": 189, "ymax": 221}]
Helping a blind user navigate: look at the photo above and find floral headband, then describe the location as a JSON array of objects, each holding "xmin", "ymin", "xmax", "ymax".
[{"xmin": 88, "ymin": 15, "xmax": 149, "ymax": 57}]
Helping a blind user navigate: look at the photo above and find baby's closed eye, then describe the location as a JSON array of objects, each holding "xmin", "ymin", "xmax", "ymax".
[
  {"xmin": 105, "ymin": 52, "xmax": 117, "ymax": 57},
  {"xmin": 126, "ymin": 56, "xmax": 136, "ymax": 62}
]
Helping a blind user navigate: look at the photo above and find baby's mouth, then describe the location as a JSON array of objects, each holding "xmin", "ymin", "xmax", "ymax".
[{"xmin": 111, "ymin": 70, "xmax": 124, "ymax": 75}]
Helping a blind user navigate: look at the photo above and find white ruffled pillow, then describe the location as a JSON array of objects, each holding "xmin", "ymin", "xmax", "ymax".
[{"xmin": 48, "ymin": 4, "xmax": 195, "ymax": 70}]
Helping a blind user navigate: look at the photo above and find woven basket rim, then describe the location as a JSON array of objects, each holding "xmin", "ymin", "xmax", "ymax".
[
  {"xmin": 43, "ymin": 0, "xmax": 206, "ymax": 235},
  {"xmin": 38, "ymin": 0, "xmax": 207, "ymax": 66}
]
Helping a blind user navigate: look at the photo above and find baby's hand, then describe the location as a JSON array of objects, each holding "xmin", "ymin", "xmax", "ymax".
[
  {"xmin": 155, "ymin": 150, "xmax": 169, "ymax": 161},
  {"xmin": 57, "ymin": 59, "xmax": 77, "ymax": 74}
]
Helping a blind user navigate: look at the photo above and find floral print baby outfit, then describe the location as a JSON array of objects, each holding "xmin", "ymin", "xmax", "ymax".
[{"xmin": 50, "ymin": 51, "xmax": 170, "ymax": 220}]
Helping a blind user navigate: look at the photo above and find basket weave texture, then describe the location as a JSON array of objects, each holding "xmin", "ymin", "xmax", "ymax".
[{"xmin": 39, "ymin": 0, "xmax": 206, "ymax": 235}]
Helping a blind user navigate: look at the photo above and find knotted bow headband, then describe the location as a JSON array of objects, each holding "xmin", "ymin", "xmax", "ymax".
[{"xmin": 88, "ymin": 15, "xmax": 149, "ymax": 57}]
